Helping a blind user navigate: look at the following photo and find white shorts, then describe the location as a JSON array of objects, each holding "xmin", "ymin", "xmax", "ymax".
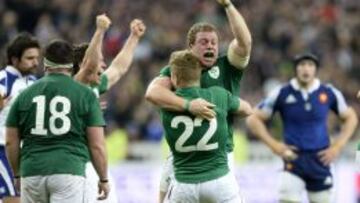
[
  {"xmin": 279, "ymin": 171, "xmax": 332, "ymax": 203},
  {"xmin": 21, "ymin": 174, "xmax": 85, "ymax": 203},
  {"xmin": 356, "ymin": 150, "xmax": 360, "ymax": 171},
  {"xmin": 167, "ymin": 172, "xmax": 244, "ymax": 203},
  {"xmin": 160, "ymin": 152, "xmax": 235, "ymax": 193},
  {"xmin": 85, "ymin": 162, "xmax": 118, "ymax": 203}
]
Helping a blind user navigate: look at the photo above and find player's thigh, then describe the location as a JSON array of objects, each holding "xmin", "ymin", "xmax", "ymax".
[
  {"xmin": 21, "ymin": 176, "xmax": 47, "ymax": 203},
  {"xmin": 2, "ymin": 197, "xmax": 20, "ymax": 203},
  {"xmin": 84, "ymin": 162, "xmax": 99, "ymax": 202},
  {"xmin": 307, "ymin": 189, "xmax": 332, "ymax": 203},
  {"xmin": 279, "ymin": 171, "xmax": 305, "ymax": 203},
  {"xmin": 160, "ymin": 155, "xmax": 174, "ymax": 193},
  {"xmin": 167, "ymin": 180, "xmax": 198, "ymax": 203},
  {"xmin": 356, "ymin": 150, "xmax": 360, "ymax": 171},
  {"xmin": 47, "ymin": 174, "xmax": 86, "ymax": 203},
  {"xmin": 200, "ymin": 173, "xmax": 243, "ymax": 203}
]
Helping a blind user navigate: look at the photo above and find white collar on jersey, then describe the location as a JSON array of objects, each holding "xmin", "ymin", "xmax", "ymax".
[
  {"xmin": 5, "ymin": 65, "xmax": 24, "ymax": 77},
  {"xmin": 290, "ymin": 78, "xmax": 320, "ymax": 94}
]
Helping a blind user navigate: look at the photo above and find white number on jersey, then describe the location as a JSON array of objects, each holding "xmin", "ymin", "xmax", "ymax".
[
  {"xmin": 31, "ymin": 95, "xmax": 71, "ymax": 135},
  {"xmin": 171, "ymin": 116, "xmax": 218, "ymax": 153}
]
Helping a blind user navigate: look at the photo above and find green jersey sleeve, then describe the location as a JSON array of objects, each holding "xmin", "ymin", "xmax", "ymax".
[
  {"xmin": 159, "ymin": 66, "xmax": 171, "ymax": 77},
  {"xmin": 226, "ymin": 91, "xmax": 240, "ymax": 112},
  {"xmin": 86, "ymin": 92, "xmax": 106, "ymax": 126},
  {"xmin": 98, "ymin": 74, "xmax": 108, "ymax": 95},
  {"xmin": 5, "ymin": 97, "xmax": 20, "ymax": 127}
]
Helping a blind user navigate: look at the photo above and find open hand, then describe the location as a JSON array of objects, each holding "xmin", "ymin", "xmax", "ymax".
[{"xmin": 189, "ymin": 98, "xmax": 216, "ymax": 120}]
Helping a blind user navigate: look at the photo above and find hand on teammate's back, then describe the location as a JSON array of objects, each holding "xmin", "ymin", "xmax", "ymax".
[
  {"xmin": 96, "ymin": 14, "xmax": 111, "ymax": 31},
  {"xmin": 130, "ymin": 19, "xmax": 146, "ymax": 38},
  {"xmin": 189, "ymin": 98, "xmax": 216, "ymax": 120},
  {"xmin": 97, "ymin": 181, "xmax": 110, "ymax": 200}
]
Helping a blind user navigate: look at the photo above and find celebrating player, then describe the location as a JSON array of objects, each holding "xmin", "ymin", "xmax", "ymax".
[{"xmin": 145, "ymin": 0, "xmax": 252, "ymax": 201}]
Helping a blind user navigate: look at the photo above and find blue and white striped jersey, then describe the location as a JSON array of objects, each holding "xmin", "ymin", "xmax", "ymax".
[
  {"xmin": 258, "ymin": 78, "xmax": 348, "ymax": 151},
  {"xmin": 0, "ymin": 65, "xmax": 36, "ymax": 145}
]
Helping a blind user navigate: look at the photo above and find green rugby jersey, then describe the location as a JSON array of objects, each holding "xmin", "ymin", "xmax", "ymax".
[
  {"xmin": 160, "ymin": 86, "xmax": 240, "ymax": 183},
  {"xmin": 90, "ymin": 74, "xmax": 109, "ymax": 98},
  {"xmin": 6, "ymin": 73, "xmax": 105, "ymax": 177},
  {"xmin": 160, "ymin": 55, "xmax": 244, "ymax": 152}
]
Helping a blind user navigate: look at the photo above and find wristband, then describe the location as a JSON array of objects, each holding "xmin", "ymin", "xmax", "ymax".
[
  {"xmin": 184, "ymin": 100, "xmax": 191, "ymax": 111},
  {"xmin": 99, "ymin": 179, "xmax": 109, "ymax": 183}
]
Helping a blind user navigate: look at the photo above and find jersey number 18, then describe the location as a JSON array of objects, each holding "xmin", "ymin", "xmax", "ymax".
[{"xmin": 31, "ymin": 95, "xmax": 71, "ymax": 135}]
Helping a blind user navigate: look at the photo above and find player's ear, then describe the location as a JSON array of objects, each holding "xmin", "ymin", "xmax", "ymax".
[{"xmin": 11, "ymin": 56, "xmax": 19, "ymax": 66}]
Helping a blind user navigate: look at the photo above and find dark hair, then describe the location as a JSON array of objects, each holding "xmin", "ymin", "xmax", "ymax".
[
  {"xmin": 293, "ymin": 53, "xmax": 320, "ymax": 68},
  {"xmin": 44, "ymin": 39, "xmax": 73, "ymax": 65},
  {"xmin": 73, "ymin": 43, "xmax": 89, "ymax": 74},
  {"xmin": 6, "ymin": 32, "xmax": 40, "ymax": 65}
]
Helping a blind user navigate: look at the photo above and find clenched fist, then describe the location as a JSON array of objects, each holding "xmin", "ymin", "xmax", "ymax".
[
  {"xmin": 130, "ymin": 19, "xmax": 146, "ymax": 38},
  {"xmin": 96, "ymin": 14, "xmax": 111, "ymax": 31}
]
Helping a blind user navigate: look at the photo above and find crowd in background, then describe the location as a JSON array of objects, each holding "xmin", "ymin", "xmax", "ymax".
[{"xmin": 0, "ymin": 0, "xmax": 359, "ymax": 144}]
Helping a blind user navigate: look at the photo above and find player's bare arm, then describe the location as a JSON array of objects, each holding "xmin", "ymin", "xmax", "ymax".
[
  {"xmin": 357, "ymin": 90, "xmax": 360, "ymax": 100},
  {"xmin": 246, "ymin": 109, "xmax": 298, "ymax": 161},
  {"xmin": 235, "ymin": 98, "xmax": 253, "ymax": 118},
  {"xmin": 74, "ymin": 14, "xmax": 111, "ymax": 83},
  {"xmin": 145, "ymin": 76, "xmax": 216, "ymax": 120},
  {"xmin": 86, "ymin": 126, "xmax": 109, "ymax": 200},
  {"xmin": 217, "ymin": 0, "xmax": 252, "ymax": 69},
  {"xmin": 5, "ymin": 127, "xmax": 21, "ymax": 191},
  {"xmin": 104, "ymin": 19, "xmax": 146, "ymax": 89},
  {"xmin": 318, "ymin": 107, "xmax": 358, "ymax": 165}
]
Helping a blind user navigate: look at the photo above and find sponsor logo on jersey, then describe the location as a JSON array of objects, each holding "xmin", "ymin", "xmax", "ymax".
[
  {"xmin": 285, "ymin": 94, "xmax": 297, "ymax": 104},
  {"xmin": 208, "ymin": 66, "xmax": 220, "ymax": 79},
  {"xmin": 319, "ymin": 92, "xmax": 328, "ymax": 104}
]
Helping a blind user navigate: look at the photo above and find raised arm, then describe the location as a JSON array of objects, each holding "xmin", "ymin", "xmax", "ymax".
[
  {"xmin": 86, "ymin": 126, "xmax": 109, "ymax": 200},
  {"xmin": 74, "ymin": 14, "xmax": 111, "ymax": 83},
  {"xmin": 217, "ymin": 0, "xmax": 252, "ymax": 69},
  {"xmin": 246, "ymin": 109, "xmax": 297, "ymax": 161},
  {"xmin": 103, "ymin": 19, "xmax": 145, "ymax": 89},
  {"xmin": 145, "ymin": 76, "xmax": 216, "ymax": 120}
]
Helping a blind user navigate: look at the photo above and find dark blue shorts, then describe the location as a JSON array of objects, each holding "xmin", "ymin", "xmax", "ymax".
[
  {"xmin": 283, "ymin": 150, "xmax": 332, "ymax": 192},
  {"xmin": 0, "ymin": 146, "xmax": 18, "ymax": 198}
]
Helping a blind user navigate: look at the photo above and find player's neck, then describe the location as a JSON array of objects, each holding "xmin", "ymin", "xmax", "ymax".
[
  {"xmin": 297, "ymin": 78, "xmax": 315, "ymax": 90},
  {"xmin": 176, "ymin": 81, "xmax": 200, "ymax": 89}
]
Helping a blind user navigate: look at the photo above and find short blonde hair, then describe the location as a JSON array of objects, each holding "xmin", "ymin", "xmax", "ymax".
[
  {"xmin": 170, "ymin": 50, "xmax": 201, "ymax": 85},
  {"xmin": 187, "ymin": 22, "xmax": 219, "ymax": 47}
]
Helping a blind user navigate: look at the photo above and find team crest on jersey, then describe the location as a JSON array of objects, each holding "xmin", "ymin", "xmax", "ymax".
[
  {"xmin": 208, "ymin": 66, "xmax": 220, "ymax": 79},
  {"xmin": 319, "ymin": 92, "xmax": 328, "ymax": 104}
]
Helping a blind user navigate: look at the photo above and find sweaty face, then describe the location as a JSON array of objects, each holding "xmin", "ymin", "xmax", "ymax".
[
  {"xmin": 15, "ymin": 48, "xmax": 40, "ymax": 75},
  {"xmin": 295, "ymin": 59, "xmax": 317, "ymax": 86},
  {"xmin": 190, "ymin": 31, "xmax": 219, "ymax": 68}
]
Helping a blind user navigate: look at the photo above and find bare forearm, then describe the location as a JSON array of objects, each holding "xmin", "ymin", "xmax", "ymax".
[
  {"xmin": 145, "ymin": 84, "xmax": 185, "ymax": 111},
  {"xmin": 105, "ymin": 33, "xmax": 139, "ymax": 86},
  {"xmin": 225, "ymin": 3, "xmax": 252, "ymax": 56},
  {"xmin": 74, "ymin": 29, "xmax": 105, "ymax": 82},
  {"xmin": 89, "ymin": 144, "xmax": 108, "ymax": 180},
  {"xmin": 5, "ymin": 137, "xmax": 20, "ymax": 176},
  {"xmin": 246, "ymin": 115, "xmax": 278, "ymax": 150}
]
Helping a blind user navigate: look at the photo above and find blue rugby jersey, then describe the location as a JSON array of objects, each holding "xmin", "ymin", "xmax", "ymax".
[
  {"xmin": 258, "ymin": 78, "xmax": 348, "ymax": 150},
  {"xmin": 0, "ymin": 66, "xmax": 36, "ymax": 145}
]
